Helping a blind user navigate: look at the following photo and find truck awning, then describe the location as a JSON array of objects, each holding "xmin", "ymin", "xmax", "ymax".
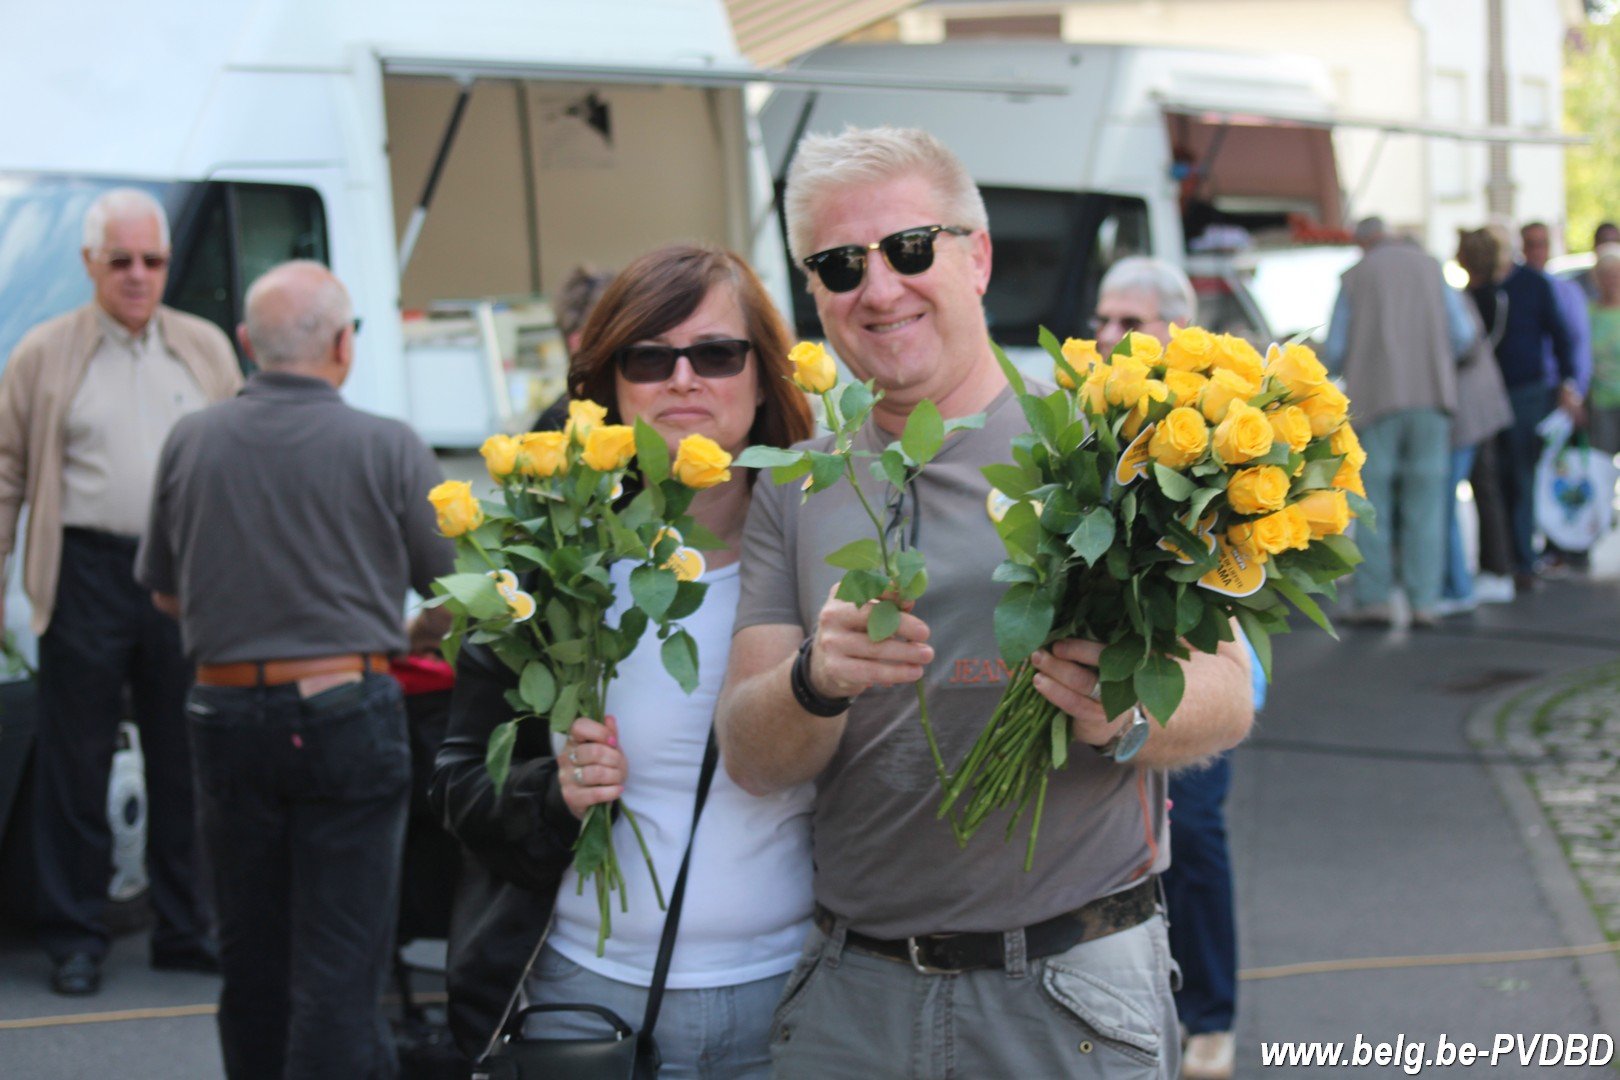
[
  {"xmin": 1156, "ymin": 95, "xmax": 1586, "ymax": 147},
  {"xmin": 379, "ymin": 55, "xmax": 1068, "ymax": 96}
]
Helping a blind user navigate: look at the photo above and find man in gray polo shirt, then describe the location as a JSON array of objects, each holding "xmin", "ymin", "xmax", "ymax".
[
  {"xmin": 137, "ymin": 260, "xmax": 452, "ymax": 1079},
  {"xmin": 717, "ymin": 127, "xmax": 1254, "ymax": 1079}
]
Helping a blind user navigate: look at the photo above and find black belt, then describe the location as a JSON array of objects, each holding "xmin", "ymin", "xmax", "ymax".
[
  {"xmin": 63, "ymin": 526, "xmax": 139, "ymax": 551},
  {"xmin": 814, "ymin": 878, "xmax": 1158, "ymax": 975}
]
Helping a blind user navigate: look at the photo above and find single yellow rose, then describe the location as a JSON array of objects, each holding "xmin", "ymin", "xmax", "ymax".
[
  {"xmin": 1226, "ymin": 465, "xmax": 1290, "ymax": 516},
  {"xmin": 518, "ymin": 431, "xmax": 570, "ymax": 478},
  {"xmin": 1298, "ymin": 382, "xmax": 1350, "ymax": 437},
  {"xmin": 1148, "ymin": 406, "xmax": 1209, "ymax": 468},
  {"xmin": 1211, "ymin": 334, "xmax": 1266, "ymax": 385},
  {"xmin": 787, "ymin": 341, "xmax": 836, "ymax": 394},
  {"xmin": 1297, "ymin": 489, "xmax": 1353, "ymax": 537},
  {"xmin": 1057, "ymin": 338, "xmax": 1102, "ymax": 389},
  {"xmin": 672, "ymin": 433, "xmax": 734, "ymax": 489},
  {"xmin": 581, "ymin": 424, "xmax": 637, "ymax": 472},
  {"xmin": 1266, "ymin": 404, "xmax": 1313, "ymax": 454},
  {"xmin": 480, "ymin": 434, "xmax": 521, "ymax": 480},
  {"xmin": 1226, "ymin": 521, "xmax": 1270, "ymax": 565},
  {"xmin": 1212, "ymin": 401, "xmax": 1275, "ymax": 465},
  {"xmin": 428, "ymin": 480, "xmax": 483, "ymax": 537},
  {"xmin": 1079, "ymin": 366, "xmax": 1110, "ymax": 413},
  {"xmin": 1333, "ymin": 456, "xmax": 1366, "ymax": 497},
  {"xmin": 1266, "ymin": 342, "xmax": 1329, "ymax": 397},
  {"xmin": 1118, "ymin": 331, "xmax": 1164, "ymax": 365},
  {"xmin": 1251, "ymin": 510, "xmax": 1297, "ymax": 554},
  {"xmin": 1164, "ymin": 324, "xmax": 1217, "ymax": 372},
  {"xmin": 565, "ymin": 399, "xmax": 609, "ymax": 445},
  {"xmin": 1106, "ymin": 354, "xmax": 1169, "ymax": 409},
  {"xmin": 1281, "ymin": 503, "xmax": 1313, "ymax": 549},
  {"xmin": 1164, "ymin": 368, "xmax": 1209, "ymax": 408},
  {"xmin": 1330, "ymin": 422, "xmax": 1367, "ymax": 468},
  {"xmin": 1199, "ymin": 367, "xmax": 1259, "ymax": 424}
]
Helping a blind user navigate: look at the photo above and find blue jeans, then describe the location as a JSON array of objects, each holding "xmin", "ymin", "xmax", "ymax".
[
  {"xmin": 1355, "ymin": 408, "xmax": 1453, "ymax": 610},
  {"xmin": 1443, "ymin": 445, "xmax": 1478, "ymax": 601},
  {"xmin": 525, "ymin": 945, "xmax": 786, "ymax": 1080},
  {"xmin": 188, "ymin": 673, "xmax": 410, "ymax": 1080},
  {"xmin": 1497, "ymin": 384, "xmax": 1555, "ymax": 573},
  {"xmin": 1164, "ymin": 758, "xmax": 1235, "ymax": 1035}
]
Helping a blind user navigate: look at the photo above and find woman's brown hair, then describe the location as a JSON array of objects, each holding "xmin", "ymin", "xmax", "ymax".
[
  {"xmin": 568, "ymin": 243, "xmax": 814, "ymax": 453},
  {"xmin": 1456, "ymin": 227, "xmax": 1501, "ymax": 287}
]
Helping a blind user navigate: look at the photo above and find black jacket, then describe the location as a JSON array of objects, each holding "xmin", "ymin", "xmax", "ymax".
[{"xmin": 428, "ymin": 639, "xmax": 581, "ymax": 1059}]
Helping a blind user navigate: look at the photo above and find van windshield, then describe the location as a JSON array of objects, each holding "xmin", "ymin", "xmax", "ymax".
[{"xmin": 0, "ymin": 174, "xmax": 194, "ymax": 366}]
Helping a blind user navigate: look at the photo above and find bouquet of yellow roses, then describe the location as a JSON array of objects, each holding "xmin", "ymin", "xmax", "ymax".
[
  {"xmin": 426, "ymin": 401, "xmax": 731, "ymax": 952},
  {"xmin": 942, "ymin": 327, "xmax": 1369, "ymax": 868}
]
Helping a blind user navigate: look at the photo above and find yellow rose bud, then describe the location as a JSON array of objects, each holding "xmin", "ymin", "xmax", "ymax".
[
  {"xmin": 787, "ymin": 341, "xmax": 836, "ymax": 394},
  {"xmin": 1332, "ymin": 456, "xmax": 1366, "ymax": 497},
  {"xmin": 1298, "ymin": 381, "xmax": 1350, "ymax": 437},
  {"xmin": 1079, "ymin": 366, "xmax": 1110, "ymax": 413},
  {"xmin": 518, "ymin": 431, "xmax": 570, "ymax": 478},
  {"xmin": 1106, "ymin": 354, "xmax": 1157, "ymax": 408},
  {"xmin": 672, "ymin": 433, "xmax": 734, "ymax": 489},
  {"xmin": 1164, "ymin": 324, "xmax": 1217, "ymax": 372},
  {"xmin": 1330, "ymin": 422, "xmax": 1367, "ymax": 468},
  {"xmin": 479, "ymin": 434, "xmax": 521, "ymax": 480},
  {"xmin": 1250, "ymin": 510, "xmax": 1297, "ymax": 555},
  {"xmin": 1266, "ymin": 404, "xmax": 1313, "ymax": 454},
  {"xmin": 1199, "ymin": 367, "xmax": 1259, "ymax": 423},
  {"xmin": 581, "ymin": 424, "xmax": 637, "ymax": 472},
  {"xmin": 565, "ymin": 399, "xmax": 609, "ymax": 445},
  {"xmin": 1281, "ymin": 503, "xmax": 1313, "ymax": 549},
  {"xmin": 1119, "ymin": 331, "xmax": 1163, "ymax": 365},
  {"xmin": 1164, "ymin": 368, "xmax": 1209, "ymax": 408},
  {"xmin": 428, "ymin": 480, "xmax": 483, "ymax": 538},
  {"xmin": 1211, "ymin": 334, "xmax": 1266, "ymax": 384},
  {"xmin": 1226, "ymin": 521, "xmax": 1270, "ymax": 565},
  {"xmin": 1211, "ymin": 401, "xmax": 1275, "ymax": 465},
  {"xmin": 1057, "ymin": 338, "xmax": 1102, "ymax": 390},
  {"xmin": 1227, "ymin": 465, "xmax": 1290, "ymax": 516},
  {"xmin": 1297, "ymin": 489, "xmax": 1353, "ymax": 538},
  {"xmin": 1148, "ymin": 406, "xmax": 1209, "ymax": 468},
  {"xmin": 1265, "ymin": 342, "xmax": 1328, "ymax": 397}
]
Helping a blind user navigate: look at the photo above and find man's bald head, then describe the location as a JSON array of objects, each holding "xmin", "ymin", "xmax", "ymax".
[{"xmin": 241, "ymin": 261, "xmax": 353, "ymax": 372}]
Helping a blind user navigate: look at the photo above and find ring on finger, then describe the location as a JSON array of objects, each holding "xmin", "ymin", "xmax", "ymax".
[
  {"xmin": 1086, "ymin": 680, "xmax": 1103, "ymax": 702},
  {"xmin": 572, "ymin": 766, "xmax": 584, "ymax": 783},
  {"xmin": 568, "ymin": 749, "xmax": 579, "ymax": 765}
]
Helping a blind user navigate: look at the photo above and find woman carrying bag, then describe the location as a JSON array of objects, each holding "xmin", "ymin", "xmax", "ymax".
[{"xmin": 430, "ymin": 243, "xmax": 817, "ymax": 1078}]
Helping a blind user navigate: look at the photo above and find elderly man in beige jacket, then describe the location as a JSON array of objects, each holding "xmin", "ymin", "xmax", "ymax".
[{"xmin": 0, "ymin": 187, "xmax": 241, "ymax": 995}]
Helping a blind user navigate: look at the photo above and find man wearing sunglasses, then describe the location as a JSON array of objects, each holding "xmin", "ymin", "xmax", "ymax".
[
  {"xmin": 719, "ymin": 127, "xmax": 1255, "ymax": 1079},
  {"xmin": 0, "ymin": 187, "xmax": 241, "ymax": 995}
]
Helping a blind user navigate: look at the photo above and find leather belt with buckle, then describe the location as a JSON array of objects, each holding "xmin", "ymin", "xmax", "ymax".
[
  {"xmin": 196, "ymin": 653, "xmax": 390, "ymax": 688},
  {"xmin": 814, "ymin": 878, "xmax": 1158, "ymax": 975}
]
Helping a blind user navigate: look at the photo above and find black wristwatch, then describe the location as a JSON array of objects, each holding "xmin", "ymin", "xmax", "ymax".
[{"xmin": 791, "ymin": 636, "xmax": 854, "ymax": 717}]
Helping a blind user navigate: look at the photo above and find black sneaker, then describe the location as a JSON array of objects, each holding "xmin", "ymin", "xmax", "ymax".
[{"xmin": 51, "ymin": 952, "xmax": 102, "ymax": 996}]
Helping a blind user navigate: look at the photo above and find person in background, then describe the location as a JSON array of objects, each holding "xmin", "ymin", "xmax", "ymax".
[
  {"xmin": 1586, "ymin": 244, "xmax": 1620, "ymax": 455},
  {"xmin": 532, "ymin": 265, "xmax": 617, "ymax": 430},
  {"xmin": 0, "ymin": 187, "xmax": 240, "ymax": 995},
  {"xmin": 432, "ymin": 243, "xmax": 816, "ymax": 1077},
  {"xmin": 1325, "ymin": 217, "xmax": 1473, "ymax": 627},
  {"xmin": 1438, "ymin": 230, "xmax": 1514, "ymax": 616},
  {"xmin": 1574, "ymin": 222, "xmax": 1620, "ymax": 303},
  {"xmin": 138, "ymin": 261, "xmax": 454, "ymax": 1078}
]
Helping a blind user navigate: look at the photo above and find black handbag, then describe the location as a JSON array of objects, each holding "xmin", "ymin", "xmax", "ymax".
[{"xmin": 473, "ymin": 730, "xmax": 720, "ymax": 1080}]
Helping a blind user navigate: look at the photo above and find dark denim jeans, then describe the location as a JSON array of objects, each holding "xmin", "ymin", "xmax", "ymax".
[
  {"xmin": 188, "ymin": 672, "xmax": 409, "ymax": 1080},
  {"xmin": 1165, "ymin": 756, "xmax": 1235, "ymax": 1035}
]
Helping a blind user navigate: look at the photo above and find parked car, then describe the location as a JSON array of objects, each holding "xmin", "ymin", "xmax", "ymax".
[{"xmin": 1188, "ymin": 244, "xmax": 1360, "ymax": 348}]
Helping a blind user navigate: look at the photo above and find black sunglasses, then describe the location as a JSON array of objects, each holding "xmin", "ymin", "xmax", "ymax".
[
  {"xmin": 615, "ymin": 338, "xmax": 752, "ymax": 384},
  {"xmin": 802, "ymin": 225, "xmax": 971, "ymax": 294},
  {"xmin": 103, "ymin": 252, "xmax": 169, "ymax": 272},
  {"xmin": 1089, "ymin": 314, "xmax": 1145, "ymax": 336}
]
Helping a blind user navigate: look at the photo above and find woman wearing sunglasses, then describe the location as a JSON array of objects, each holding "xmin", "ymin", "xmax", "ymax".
[{"xmin": 431, "ymin": 243, "xmax": 816, "ymax": 1077}]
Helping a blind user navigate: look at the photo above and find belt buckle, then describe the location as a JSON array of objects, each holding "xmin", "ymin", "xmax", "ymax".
[{"xmin": 905, "ymin": 936, "xmax": 957, "ymax": 975}]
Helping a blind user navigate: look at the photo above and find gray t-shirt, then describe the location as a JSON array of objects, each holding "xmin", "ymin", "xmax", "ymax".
[
  {"xmin": 137, "ymin": 371, "xmax": 454, "ymax": 664},
  {"xmin": 736, "ymin": 385, "xmax": 1168, "ymax": 938}
]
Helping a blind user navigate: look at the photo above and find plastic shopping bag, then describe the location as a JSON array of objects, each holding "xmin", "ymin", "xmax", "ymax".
[{"xmin": 1535, "ymin": 411, "xmax": 1617, "ymax": 553}]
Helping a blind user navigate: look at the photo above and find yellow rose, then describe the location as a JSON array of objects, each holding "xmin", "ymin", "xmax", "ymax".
[
  {"xmin": 672, "ymin": 433, "xmax": 734, "ymax": 489},
  {"xmin": 1226, "ymin": 521, "xmax": 1269, "ymax": 565},
  {"xmin": 1298, "ymin": 382, "xmax": 1350, "ymax": 437},
  {"xmin": 1211, "ymin": 334, "xmax": 1266, "ymax": 384},
  {"xmin": 1333, "ymin": 456, "xmax": 1366, "ymax": 497},
  {"xmin": 1164, "ymin": 368, "xmax": 1209, "ymax": 408},
  {"xmin": 1163, "ymin": 324, "xmax": 1217, "ymax": 372},
  {"xmin": 1057, "ymin": 338, "xmax": 1102, "ymax": 389},
  {"xmin": 1148, "ymin": 406, "xmax": 1209, "ymax": 468},
  {"xmin": 1296, "ymin": 489, "xmax": 1353, "ymax": 537},
  {"xmin": 1079, "ymin": 366, "xmax": 1110, "ymax": 413},
  {"xmin": 1118, "ymin": 331, "xmax": 1163, "ymax": 365},
  {"xmin": 1281, "ymin": 503, "xmax": 1313, "ymax": 549},
  {"xmin": 1266, "ymin": 404, "xmax": 1313, "ymax": 454},
  {"xmin": 518, "ymin": 431, "xmax": 570, "ymax": 478},
  {"xmin": 1330, "ymin": 422, "xmax": 1367, "ymax": 468},
  {"xmin": 1106, "ymin": 354, "xmax": 1168, "ymax": 409},
  {"xmin": 1266, "ymin": 342, "xmax": 1328, "ymax": 398},
  {"xmin": 787, "ymin": 341, "xmax": 836, "ymax": 394},
  {"xmin": 581, "ymin": 424, "xmax": 637, "ymax": 472},
  {"xmin": 428, "ymin": 480, "xmax": 483, "ymax": 538},
  {"xmin": 1120, "ymin": 385, "xmax": 1167, "ymax": 440},
  {"xmin": 1211, "ymin": 401, "xmax": 1275, "ymax": 465},
  {"xmin": 480, "ymin": 434, "xmax": 521, "ymax": 480},
  {"xmin": 565, "ymin": 399, "xmax": 609, "ymax": 445},
  {"xmin": 1199, "ymin": 367, "xmax": 1258, "ymax": 423},
  {"xmin": 1252, "ymin": 510, "xmax": 1297, "ymax": 554},
  {"xmin": 1226, "ymin": 465, "xmax": 1290, "ymax": 516}
]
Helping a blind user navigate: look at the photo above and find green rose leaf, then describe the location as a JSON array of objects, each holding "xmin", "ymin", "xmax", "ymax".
[
  {"xmin": 549, "ymin": 639, "xmax": 590, "ymax": 665},
  {"xmin": 894, "ymin": 548, "xmax": 928, "ymax": 597},
  {"xmin": 1235, "ymin": 608, "xmax": 1273, "ymax": 682},
  {"xmin": 664, "ymin": 580, "xmax": 708, "ymax": 621},
  {"xmin": 485, "ymin": 719, "xmax": 519, "ymax": 795},
  {"xmin": 518, "ymin": 662, "xmax": 558, "ymax": 714},
  {"xmin": 835, "ymin": 568, "xmax": 890, "ymax": 607},
  {"xmin": 734, "ymin": 445, "xmax": 803, "ymax": 469},
  {"xmin": 1100, "ymin": 635, "xmax": 1147, "ymax": 682},
  {"xmin": 902, "ymin": 399, "xmax": 945, "ymax": 466},
  {"xmin": 992, "ymin": 560, "xmax": 1040, "ymax": 584},
  {"xmin": 1067, "ymin": 506, "xmax": 1116, "ymax": 566},
  {"xmin": 549, "ymin": 681, "xmax": 582, "ymax": 734},
  {"xmin": 1175, "ymin": 587, "xmax": 1206, "ymax": 636},
  {"xmin": 1050, "ymin": 708, "xmax": 1070, "ymax": 771},
  {"xmin": 1268, "ymin": 573, "xmax": 1336, "ymax": 637},
  {"xmin": 617, "ymin": 605, "xmax": 650, "ymax": 648},
  {"xmin": 1039, "ymin": 488, "xmax": 1084, "ymax": 534},
  {"xmin": 1319, "ymin": 533, "xmax": 1364, "ymax": 568},
  {"xmin": 840, "ymin": 380, "xmax": 875, "ymax": 426},
  {"xmin": 1293, "ymin": 456, "xmax": 1342, "ymax": 494},
  {"xmin": 867, "ymin": 599, "xmax": 902, "ymax": 642},
  {"xmin": 630, "ymin": 564, "xmax": 678, "ymax": 621},
  {"xmin": 993, "ymin": 340, "xmax": 1027, "ymax": 396},
  {"xmin": 1344, "ymin": 491, "xmax": 1378, "ymax": 533},
  {"xmin": 434, "ymin": 572, "xmax": 511, "ymax": 621},
  {"xmin": 825, "ymin": 537, "xmax": 885, "ymax": 572},
  {"xmin": 994, "ymin": 582, "xmax": 1056, "ymax": 665},
  {"xmin": 660, "ymin": 628, "xmax": 700, "ymax": 693},
  {"xmin": 876, "ymin": 449, "xmax": 909, "ymax": 490},
  {"xmin": 807, "ymin": 451, "xmax": 846, "ymax": 494},
  {"xmin": 634, "ymin": 418, "xmax": 669, "ymax": 484},
  {"xmin": 944, "ymin": 413, "xmax": 986, "ymax": 436},
  {"xmin": 770, "ymin": 457, "xmax": 814, "ymax": 487},
  {"xmin": 1153, "ymin": 462, "xmax": 1196, "ymax": 502},
  {"xmin": 1133, "ymin": 652, "xmax": 1185, "ymax": 725},
  {"xmin": 982, "ymin": 463, "xmax": 1036, "ymax": 499}
]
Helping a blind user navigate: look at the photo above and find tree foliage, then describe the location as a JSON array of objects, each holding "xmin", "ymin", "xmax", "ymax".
[{"xmin": 1565, "ymin": 11, "xmax": 1620, "ymax": 249}]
